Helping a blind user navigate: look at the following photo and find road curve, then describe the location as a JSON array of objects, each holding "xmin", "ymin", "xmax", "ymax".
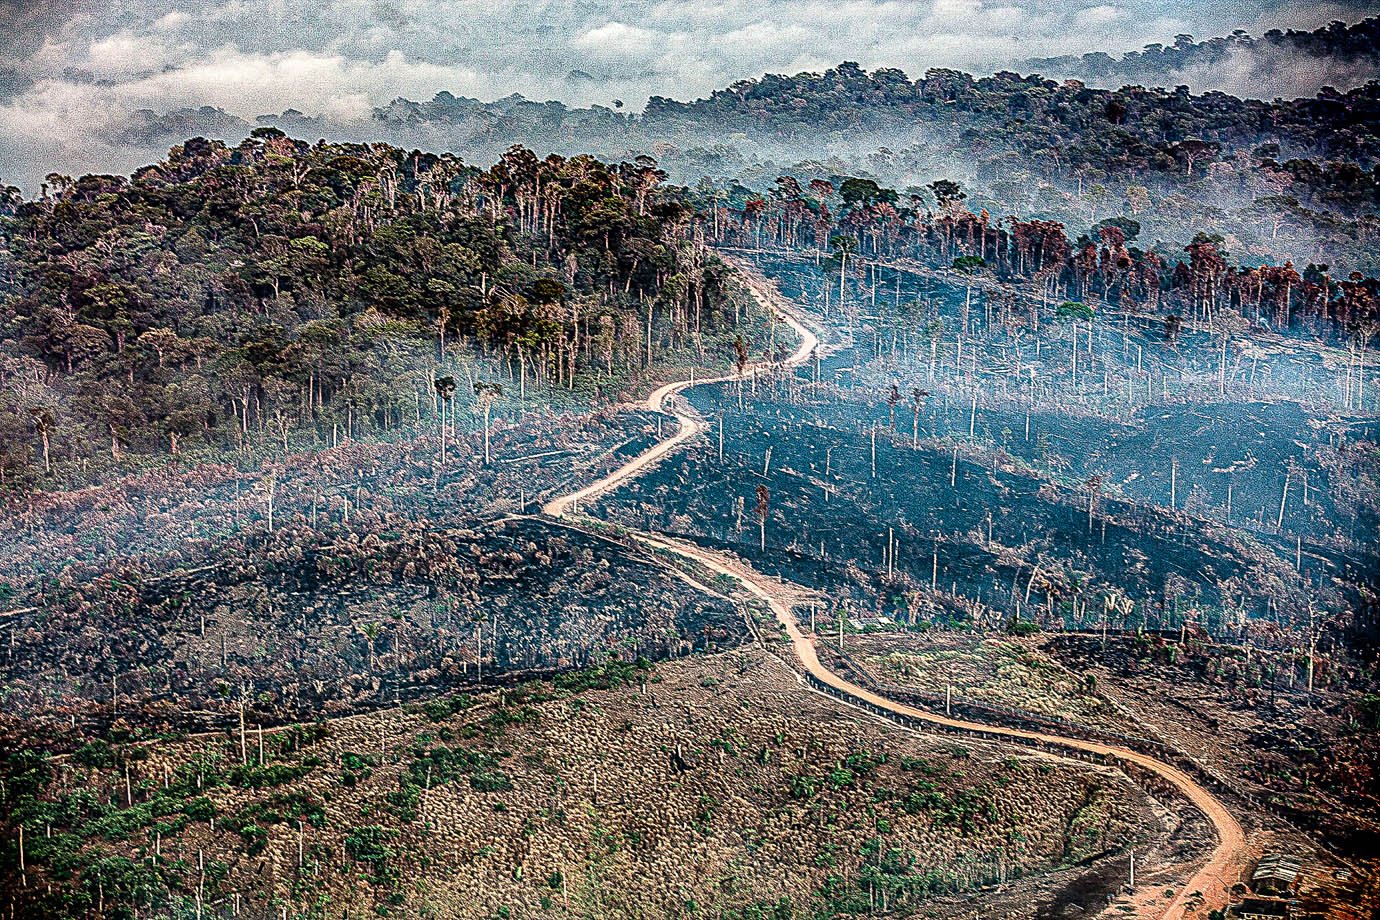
[
  {"xmin": 541, "ymin": 264, "xmax": 818, "ymax": 518},
  {"xmin": 540, "ymin": 255, "xmax": 1245, "ymax": 919}
]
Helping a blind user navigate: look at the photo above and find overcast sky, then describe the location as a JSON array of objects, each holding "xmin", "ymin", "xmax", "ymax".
[{"xmin": 1, "ymin": 0, "xmax": 1375, "ymax": 188}]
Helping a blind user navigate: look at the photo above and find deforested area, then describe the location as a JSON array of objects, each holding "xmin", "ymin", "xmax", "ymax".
[
  {"xmin": 584, "ymin": 249, "xmax": 1380, "ymax": 912},
  {"xmin": 3, "ymin": 11, "xmax": 1380, "ymax": 917},
  {"xmin": 2, "ymin": 515, "xmax": 747, "ymax": 731},
  {"xmin": 6, "ymin": 651, "xmax": 1179, "ymax": 920}
]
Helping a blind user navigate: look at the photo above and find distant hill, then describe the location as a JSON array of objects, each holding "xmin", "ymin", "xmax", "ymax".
[
  {"xmin": 46, "ymin": 56, "xmax": 1380, "ymax": 275},
  {"xmin": 1023, "ymin": 17, "xmax": 1380, "ymax": 97}
]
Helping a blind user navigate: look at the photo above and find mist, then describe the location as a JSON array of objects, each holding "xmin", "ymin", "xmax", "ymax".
[{"xmin": 1, "ymin": 0, "xmax": 1377, "ymax": 192}]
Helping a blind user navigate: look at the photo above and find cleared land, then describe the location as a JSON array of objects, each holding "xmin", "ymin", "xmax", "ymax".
[{"xmin": 11, "ymin": 650, "xmax": 1164, "ymax": 920}]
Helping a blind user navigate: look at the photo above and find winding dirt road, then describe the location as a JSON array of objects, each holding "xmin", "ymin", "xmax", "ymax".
[
  {"xmin": 541, "ymin": 274, "xmax": 818, "ymax": 519},
  {"xmin": 541, "ymin": 256, "xmax": 1247, "ymax": 919}
]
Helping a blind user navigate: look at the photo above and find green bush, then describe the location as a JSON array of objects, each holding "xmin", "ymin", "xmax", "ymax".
[
  {"xmin": 183, "ymin": 797, "xmax": 217, "ymax": 822},
  {"xmin": 552, "ymin": 658, "xmax": 652, "ymax": 693},
  {"xmin": 345, "ymin": 825, "xmax": 398, "ymax": 884},
  {"xmin": 421, "ymin": 694, "xmax": 473, "ymax": 722},
  {"xmin": 387, "ymin": 783, "xmax": 421, "ymax": 821},
  {"xmin": 72, "ymin": 741, "xmax": 117, "ymax": 769},
  {"xmin": 407, "ymin": 744, "xmax": 495, "ymax": 787},
  {"xmin": 236, "ymin": 822, "xmax": 269, "ymax": 855},
  {"xmin": 470, "ymin": 769, "xmax": 513, "ymax": 793},
  {"xmin": 899, "ymin": 782, "xmax": 946, "ymax": 815},
  {"xmin": 228, "ymin": 762, "xmax": 311, "ymax": 788},
  {"xmin": 340, "ymin": 751, "xmax": 376, "ymax": 772},
  {"xmin": 722, "ymin": 898, "xmax": 794, "ymax": 920}
]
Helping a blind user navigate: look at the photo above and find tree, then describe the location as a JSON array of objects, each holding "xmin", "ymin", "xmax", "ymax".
[
  {"xmin": 474, "ymin": 381, "xmax": 503, "ymax": 465},
  {"xmin": 27, "ymin": 406, "xmax": 55, "ymax": 474},
  {"xmin": 1056, "ymin": 301, "xmax": 1095, "ymax": 387},
  {"xmin": 732, "ymin": 335, "xmax": 750, "ymax": 378},
  {"xmin": 828, "ymin": 234, "xmax": 858, "ymax": 311},
  {"xmin": 1124, "ymin": 185, "xmax": 1151, "ymax": 215},
  {"xmin": 1164, "ymin": 313, "xmax": 1183, "ymax": 345},
  {"xmin": 1210, "ymin": 308, "xmax": 1250, "ymax": 397},
  {"xmin": 754, "ymin": 485, "xmax": 770, "ymax": 552},
  {"xmin": 1084, "ymin": 474, "xmax": 1103, "ymax": 532},
  {"xmin": 909, "ymin": 387, "xmax": 928, "ymax": 448},
  {"xmin": 434, "ymin": 375, "xmax": 457, "ymax": 462},
  {"xmin": 359, "ymin": 622, "xmax": 381, "ymax": 671},
  {"xmin": 886, "ymin": 384, "xmax": 901, "ymax": 429},
  {"xmin": 1056, "ymin": 301, "xmax": 1095, "ymax": 322},
  {"xmin": 1172, "ymin": 139, "xmax": 1219, "ymax": 178},
  {"xmin": 1084, "ymin": 182, "xmax": 1108, "ymax": 221},
  {"xmin": 952, "ymin": 256, "xmax": 987, "ymax": 333},
  {"xmin": 927, "ymin": 179, "xmax": 965, "ymax": 207}
]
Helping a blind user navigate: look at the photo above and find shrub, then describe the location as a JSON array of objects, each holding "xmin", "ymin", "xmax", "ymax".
[
  {"xmin": 387, "ymin": 783, "xmax": 421, "ymax": 821},
  {"xmin": 900, "ymin": 782, "xmax": 946, "ymax": 815},
  {"xmin": 228, "ymin": 763, "xmax": 311, "ymax": 788},
  {"xmin": 825, "ymin": 766, "xmax": 857, "ymax": 790},
  {"xmin": 407, "ymin": 744, "xmax": 494, "ymax": 787},
  {"xmin": 843, "ymin": 751, "xmax": 885, "ymax": 774},
  {"xmin": 236, "ymin": 822, "xmax": 269, "ymax": 855},
  {"xmin": 340, "ymin": 752, "xmax": 376, "ymax": 772},
  {"xmin": 72, "ymin": 742, "xmax": 117, "ymax": 769},
  {"xmin": 470, "ymin": 769, "xmax": 512, "ymax": 793},
  {"xmin": 345, "ymin": 825, "xmax": 397, "ymax": 872},
  {"xmin": 552, "ymin": 658, "xmax": 652, "ymax": 693},
  {"xmin": 421, "ymin": 694, "xmax": 473, "ymax": 722},
  {"xmin": 183, "ymin": 797, "xmax": 217, "ymax": 822}
]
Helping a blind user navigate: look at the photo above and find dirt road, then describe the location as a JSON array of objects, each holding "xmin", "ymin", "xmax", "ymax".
[
  {"xmin": 541, "ymin": 264, "xmax": 818, "ymax": 518},
  {"xmin": 541, "ymin": 255, "xmax": 1247, "ymax": 919}
]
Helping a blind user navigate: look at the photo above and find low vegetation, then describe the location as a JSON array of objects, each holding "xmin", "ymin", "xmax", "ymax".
[{"xmin": 3, "ymin": 651, "xmax": 1157, "ymax": 919}]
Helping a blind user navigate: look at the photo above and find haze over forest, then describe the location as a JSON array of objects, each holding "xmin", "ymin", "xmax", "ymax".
[{"xmin": 1, "ymin": 1, "xmax": 1378, "ymax": 191}]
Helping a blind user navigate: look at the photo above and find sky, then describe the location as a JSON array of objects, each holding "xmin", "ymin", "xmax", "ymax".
[{"xmin": 0, "ymin": 0, "xmax": 1375, "ymax": 190}]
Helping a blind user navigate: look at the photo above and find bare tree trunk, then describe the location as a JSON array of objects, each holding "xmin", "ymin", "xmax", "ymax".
[{"xmin": 1277, "ymin": 470, "xmax": 1290, "ymax": 531}]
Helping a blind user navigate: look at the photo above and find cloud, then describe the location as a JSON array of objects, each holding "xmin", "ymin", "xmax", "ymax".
[
  {"xmin": 87, "ymin": 32, "xmax": 183, "ymax": 78},
  {"xmin": 573, "ymin": 21, "xmax": 662, "ymax": 57},
  {"xmin": 1080, "ymin": 5, "xmax": 1121, "ymax": 25},
  {"xmin": 0, "ymin": 0, "xmax": 1371, "ymax": 190},
  {"xmin": 0, "ymin": 0, "xmax": 92, "ymax": 62},
  {"xmin": 1128, "ymin": 44, "xmax": 1379, "ymax": 99},
  {"xmin": 152, "ymin": 11, "xmax": 190, "ymax": 32}
]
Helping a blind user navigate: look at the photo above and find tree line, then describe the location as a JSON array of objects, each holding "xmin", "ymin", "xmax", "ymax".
[
  {"xmin": 714, "ymin": 173, "xmax": 1379, "ymax": 341},
  {"xmin": 1025, "ymin": 17, "xmax": 1380, "ymax": 85}
]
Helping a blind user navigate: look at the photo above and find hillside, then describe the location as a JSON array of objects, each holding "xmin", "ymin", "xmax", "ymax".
[{"xmin": 0, "ymin": 137, "xmax": 755, "ymax": 490}]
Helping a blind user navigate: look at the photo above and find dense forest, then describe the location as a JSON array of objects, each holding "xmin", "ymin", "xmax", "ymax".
[
  {"xmin": 0, "ymin": 136, "xmax": 746, "ymax": 490},
  {"xmin": 1026, "ymin": 17, "xmax": 1380, "ymax": 88},
  {"xmin": 100, "ymin": 20, "xmax": 1380, "ymax": 279},
  {"xmin": 380, "ymin": 59, "xmax": 1380, "ymax": 276}
]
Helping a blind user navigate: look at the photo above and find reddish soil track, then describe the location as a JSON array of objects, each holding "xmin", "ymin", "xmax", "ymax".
[{"xmin": 543, "ymin": 255, "xmax": 1247, "ymax": 919}]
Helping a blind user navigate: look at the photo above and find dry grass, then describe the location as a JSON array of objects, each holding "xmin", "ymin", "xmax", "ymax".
[
  {"xmin": 16, "ymin": 649, "xmax": 1157, "ymax": 919},
  {"xmin": 840, "ymin": 632, "xmax": 1120, "ymax": 730}
]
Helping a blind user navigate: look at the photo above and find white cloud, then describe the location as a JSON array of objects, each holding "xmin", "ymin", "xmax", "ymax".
[
  {"xmin": 152, "ymin": 11, "xmax": 189, "ymax": 32},
  {"xmin": 933, "ymin": 0, "xmax": 985, "ymax": 18},
  {"xmin": 572, "ymin": 21, "xmax": 663, "ymax": 57},
  {"xmin": 86, "ymin": 31, "xmax": 181, "ymax": 77},
  {"xmin": 0, "ymin": 0, "xmax": 1367, "ymax": 190},
  {"xmin": 1080, "ymin": 5, "xmax": 1121, "ymax": 25}
]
